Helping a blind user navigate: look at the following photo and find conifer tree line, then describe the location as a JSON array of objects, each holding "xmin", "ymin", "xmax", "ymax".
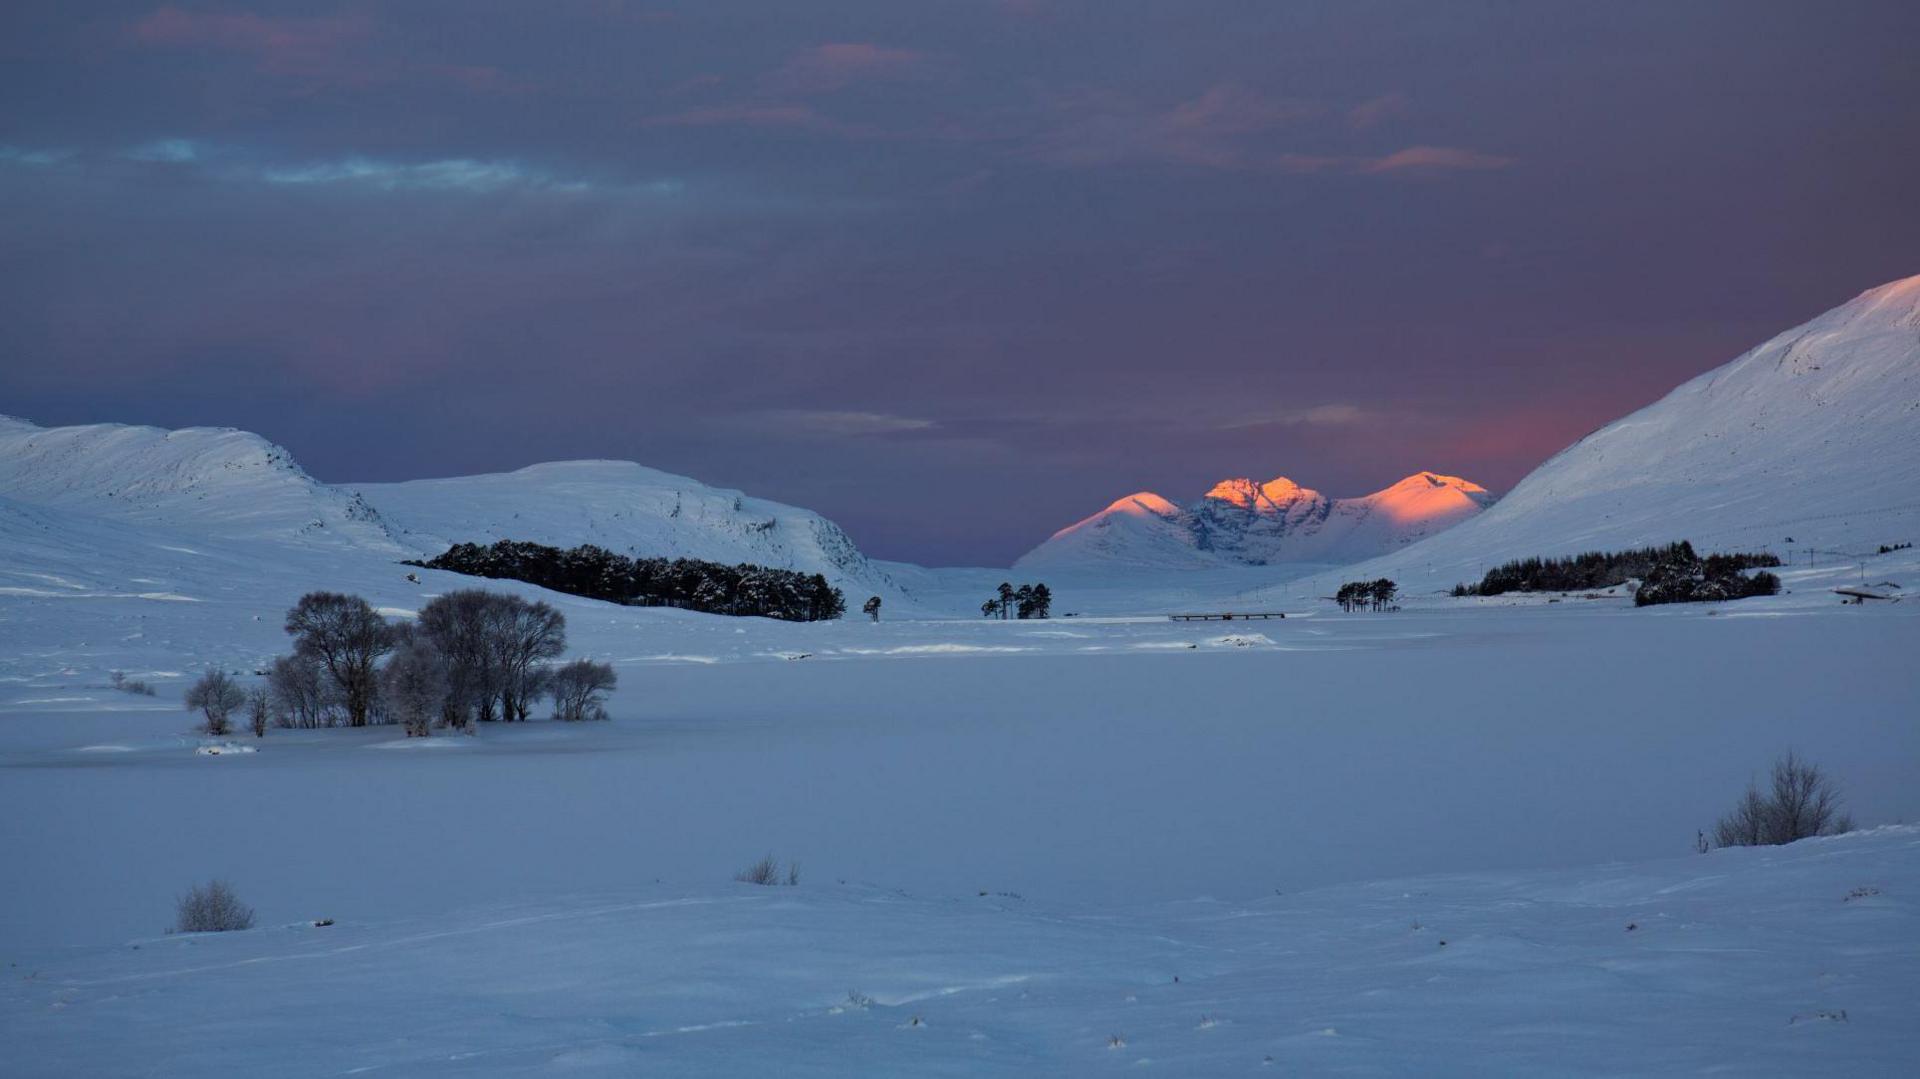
[
  {"xmin": 1453, "ymin": 541, "xmax": 1780, "ymax": 598},
  {"xmin": 188, "ymin": 590, "xmax": 617, "ymax": 737},
  {"xmin": 411, "ymin": 540, "xmax": 846, "ymax": 622},
  {"xmin": 1333, "ymin": 578, "xmax": 1398, "ymax": 612},
  {"xmin": 981, "ymin": 581, "xmax": 1051, "ymax": 619}
]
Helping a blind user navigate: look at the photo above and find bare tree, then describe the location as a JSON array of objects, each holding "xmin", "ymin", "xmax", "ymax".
[
  {"xmin": 246, "ymin": 687, "xmax": 270, "ymax": 738},
  {"xmin": 492, "ymin": 596, "xmax": 566, "ymax": 721},
  {"xmin": 381, "ymin": 636, "xmax": 449, "ymax": 737},
  {"xmin": 418, "ymin": 590, "xmax": 502, "ymax": 728},
  {"xmin": 285, "ymin": 592, "xmax": 392, "ymax": 726},
  {"xmin": 1711, "ymin": 752, "xmax": 1854, "ymax": 848},
  {"xmin": 184, "ymin": 669, "xmax": 246, "ymax": 736},
  {"xmin": 548, "ymin": 659, "xmax": 617, "ymax": 721},
  {"xmin": 267, "ymin": 651, "xmax": 336, "ymax": 728},
  {"xmin": 175, "ymin": 879, "xmax": 255, "ymax": 933}
]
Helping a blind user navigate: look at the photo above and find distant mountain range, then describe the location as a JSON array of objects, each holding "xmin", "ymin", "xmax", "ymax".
[{"xmin": 1016, "ymin": 472, "xmax": 1495, "ymax": 570}]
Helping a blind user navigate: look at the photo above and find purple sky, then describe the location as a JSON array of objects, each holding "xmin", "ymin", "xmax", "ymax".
[{"xmin": 3, "ymin": 2, "xmax": 1917, "ymax": 566}]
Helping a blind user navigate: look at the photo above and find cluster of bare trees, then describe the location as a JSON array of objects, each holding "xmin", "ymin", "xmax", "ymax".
[{"xmin": 188, "ymin": 588, "xmax": 618, "ymax": 737}]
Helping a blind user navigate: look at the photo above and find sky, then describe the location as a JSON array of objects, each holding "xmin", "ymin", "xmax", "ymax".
[{"xmin": 2, "ymin": 2, "xmax": 1917, "ymax": 566}]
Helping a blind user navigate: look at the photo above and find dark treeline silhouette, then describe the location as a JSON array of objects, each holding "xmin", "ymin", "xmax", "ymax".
[
  {"xmin": 981, "ymin": 581, "xmax": 1051, "ymax": 619},
  {"xmin": 411, "ymin": 540, "xmax": 846, "ymax": 622},
  {"xmin": 1333, "ymin": 578, "xmax": 1397, "ymax": 612},
  {"xmin": 1453, "ymin": 541, "xmax": 1780, "ymax": 600}
]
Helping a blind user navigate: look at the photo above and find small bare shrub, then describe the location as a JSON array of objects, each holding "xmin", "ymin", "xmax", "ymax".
[
  {"xmin": 174, "ymin": 879, "xmax": 255, "ymax": 933},
  {"xmin": 736, "ymin": 854, "xmax": 779, "ymax": 886},
  {"xmin": 109, "ymin": 671, "xmax": 157, "ymax": 696},
  {"xmin": 735, "ymin": 853, "xmax": 798, "ymax": 886},
  {"xmin": 1710, "ymin": 752, "xmax": 1854, "ymax": 848},
  {"xmin": 184, "ymin": 669, "xmax": 246, "ymax": 737}
]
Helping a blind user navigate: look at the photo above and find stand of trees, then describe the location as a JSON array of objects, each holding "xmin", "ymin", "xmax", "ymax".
[
  {"xmin": 410, "ymin": 540, "xmax": 845, "ymax": 622},
  {"xmin": 981, "ymin": 581, "xmax": 1051, "ymax": 619},
  {"xmin": 251, "ymin": 589, "xmax": 617, "ymax": 735},
  {"xmin": 1453, "ymin": 541, "xmax": 1780, "ymax": 599},
  {"xmin": 1333, "ymin": 579, "xmax": 1397, "ymax": 612}
]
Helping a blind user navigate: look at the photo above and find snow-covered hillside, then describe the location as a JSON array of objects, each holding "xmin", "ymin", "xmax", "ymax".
[
  {"xmin": 0, "ymin": 415, "xmax": 399, "ymax": 553},
  {"xmin": 355, "ymin": 461, "xmax": 902, "ymax": 603},
  {"xmin": 1274, "ymin": 274, "xmax": 1920, "ymax": 597},
  {"xmin": 1017, "ymin": 471, "xmax": 1493, "ymax": 570},
  {"xmin": 0, "ymin": 416, "xmax": 906, "ymax": 607}
]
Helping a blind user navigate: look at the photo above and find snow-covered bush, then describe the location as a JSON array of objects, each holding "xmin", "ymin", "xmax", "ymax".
[
  {"xmin": 174, "ymin": 879, "xmax": 255, "ymax": 933},
  {"xmin": 548, "ymin": 659, "xmax": 616, "ymax": 722},
  {"xmin": 184, "ymin": 669, "xmax": 246, "ymax": 737},
  {"xmin": 1710, "ymin": 752, "xmax": 1853, "ymax": 848}
]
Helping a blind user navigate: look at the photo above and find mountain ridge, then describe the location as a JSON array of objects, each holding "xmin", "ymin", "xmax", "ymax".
[
  {"xmin": 1257, "ymin": 272, "xmax": 1920, "ymax": 597},
  {"xmin": 1016, "ymin": 470, "xmax": 1493, "ymax": 570}
]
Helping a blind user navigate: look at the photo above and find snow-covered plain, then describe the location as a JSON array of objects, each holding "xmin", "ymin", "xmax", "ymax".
[{"xmin": 3, "ymin": 588, "xmax": 1918, "ymax": 1074}]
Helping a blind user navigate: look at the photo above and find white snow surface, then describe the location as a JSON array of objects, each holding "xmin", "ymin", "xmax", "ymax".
[
  {"xmin": 2, "ymin": 592, "xmax": 1918, "ymax": 1073},
  {"xmin": 1017, "ymin": 471, "xmax": 1494, "ymax": 571},
  {"xmin": 1262, "ymin": 274, "xmax": 1920, "ymax": 599}
]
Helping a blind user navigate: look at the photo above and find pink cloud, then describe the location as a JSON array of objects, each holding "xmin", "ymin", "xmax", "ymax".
[
  {"xmin": 1364, "ymin": 145, "xmax": 1513, "ymax": 173},
  {"xmin": 764, "ymin": 43, "xmax": 925, "ymax": 96}
]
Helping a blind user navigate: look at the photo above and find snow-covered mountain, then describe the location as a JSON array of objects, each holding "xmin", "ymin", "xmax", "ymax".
[
  {"xmin": 1293, "ymin": 273, "xmax": 1920, "ymax": 594},
  {"xmin": 0, "ymin": 415, "xmax": 401, "ymax": 553},
  {"xmin": 355, "ymin": 461, "xmax": 900, "ymax": 599},
  {"xmin": 0, "ymin": 415, "xmax": 902, "ymax": 605},
  {"xmin": 1016, "ymin": 471, "xmax": 1494, "ymax": 570}
]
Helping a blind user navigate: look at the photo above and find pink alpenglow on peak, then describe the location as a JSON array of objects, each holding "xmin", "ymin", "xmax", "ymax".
[{"xmin": 1016, "ymin": 471, "xmax": 1495, "ymax": 570}]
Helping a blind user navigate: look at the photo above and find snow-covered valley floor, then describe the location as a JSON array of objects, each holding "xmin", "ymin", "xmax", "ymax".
[
  {"xmin": 4, "ymin": 825, "xmax": 1916, "ymax": 1076},
  {"xmin": 2, "ymin": 591, "xmax": 1918, "ymax": 1074}
]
